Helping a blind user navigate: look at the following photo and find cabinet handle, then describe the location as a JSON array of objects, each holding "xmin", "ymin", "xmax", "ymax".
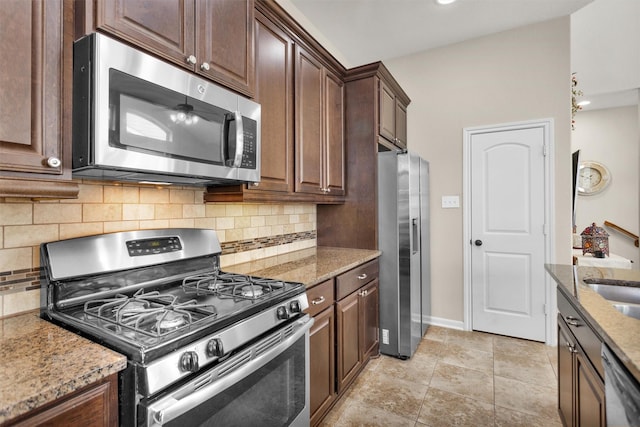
[
  {"xmin": 311, "ymin": 296, "xmax": 325, "ymax": 305},
  {"xmin": 565, "ymin": 316, "xmax": 581, "ymax": 327},
  {"xmin": 200, "ymin": 62, "xmax": 211, "ymax": 71},
  {"xmin": 359, "ymin": 290, "xmax": 368, "ymax": 297},
  {"xmin": 566, "ymin": 341, "xmax": 577, "ymax": 353},
  {"xmin": 46, "ymin": 157, "xmax": 61, "ymax": 168},
  {"xmin": 251, "ymin": 182, "xmax": 259, "ymax": 187},
  {"xmin": 357, "ymin": 273, "xmax": 367, "ymax": 280},
  {"xmin": 186, "ymin": 55, "xmax": 197, "ymax": 65}
]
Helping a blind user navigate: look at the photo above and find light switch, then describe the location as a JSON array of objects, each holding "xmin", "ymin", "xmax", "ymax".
[{"xmin": 441, "ymin": 195, "xmax": 460, "ymax": 208}]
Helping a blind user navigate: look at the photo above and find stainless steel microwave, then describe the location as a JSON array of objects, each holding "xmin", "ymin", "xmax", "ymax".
[{"xmin": 72, "ymin": 33, "xmax": 260, "ymax": 186}]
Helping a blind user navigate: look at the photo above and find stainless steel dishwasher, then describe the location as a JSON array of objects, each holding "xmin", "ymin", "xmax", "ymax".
[{"xmin": 601, "ymin": 344, "xmax": 640, "ymax": 427}]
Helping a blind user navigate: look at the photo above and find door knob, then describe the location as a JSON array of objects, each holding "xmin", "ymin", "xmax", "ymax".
[{"xmin": 474, "ymin": 240, "xmax": 483, "ymax": 246}]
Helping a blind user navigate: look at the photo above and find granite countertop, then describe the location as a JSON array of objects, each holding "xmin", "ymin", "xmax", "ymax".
[
  {"xmin": 0, "ymin": 312, "xmax": 127, "ymax": 424},
  {"xmin": 227, "ymin": 246, "xmax": 381, "ymax": 288},
  {"xmin": 545, "ymin": 264, "xmax": 640, "ymax": 382}
]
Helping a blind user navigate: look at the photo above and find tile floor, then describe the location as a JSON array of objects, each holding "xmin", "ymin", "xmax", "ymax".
[{"xmin": 320, "ymin": 326, "xmax": 562, "ymax": 427}]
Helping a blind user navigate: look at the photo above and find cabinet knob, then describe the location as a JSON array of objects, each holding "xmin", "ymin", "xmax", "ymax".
[
  {"xmin": 186, "ymin": 55, "xmax": 197, "ymax": 65},
  {"xmin": 46, "ymin": 157, "xmax": 61, "ymax": 168},
  {"xmin": 200, "ymin": 62, "xmax": 211, "ymax": 71},
  {"xmin": 251, "ymin": 182, "xmax": 259, "ymax": 187},
  {"xmin": 311, "ymin": 296, "xmax": 325, "ymax": 305}
]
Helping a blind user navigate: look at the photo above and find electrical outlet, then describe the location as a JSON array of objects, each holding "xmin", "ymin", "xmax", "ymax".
[
  {"xmin": 382, "ymin": 329, "xmax": 389, "ymax": 345},
  {"xmin": 441, "ymin": 195, "xmax": 460, "ymax": 208}
]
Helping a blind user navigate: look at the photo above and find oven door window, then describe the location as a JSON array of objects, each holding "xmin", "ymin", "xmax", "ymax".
[
  {"xmin": 146, "ymin": 331, "xmax": 307, "ymax": 427},
  {"xmin": 108, "ymin": 69, "xmax": 227, "ymax": 165}
]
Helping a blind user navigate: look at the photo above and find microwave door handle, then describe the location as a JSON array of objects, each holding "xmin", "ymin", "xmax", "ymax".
[{"xmin": 232, "ymin": 111, "xmax": 244, "ymax": 167}]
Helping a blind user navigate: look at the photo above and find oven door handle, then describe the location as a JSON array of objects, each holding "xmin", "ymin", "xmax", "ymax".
[{"xmin": 145, "ymin": 315, "xmax": 313, "ymax": 426}]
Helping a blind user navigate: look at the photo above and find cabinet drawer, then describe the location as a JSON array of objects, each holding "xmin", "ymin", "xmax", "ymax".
[
  {"xmin": 306, "ymin": 279, "xmax": 334, "ymax": 317},
  {"xmin": 336, "ymin": 260, "xmax": 379, "ymax": 301},
  {"xmin": 557, "ymin": 289, "xmax": 603, "ymax": 379}
]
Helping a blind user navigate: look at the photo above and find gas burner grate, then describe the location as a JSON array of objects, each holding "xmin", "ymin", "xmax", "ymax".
[
  {"xmin": 83, "ymin": 289, "xmax": 217, "ymax": 337},
  {"xmin": 182, "ymin": 272, "xmax": 286, "ymax": 300}
]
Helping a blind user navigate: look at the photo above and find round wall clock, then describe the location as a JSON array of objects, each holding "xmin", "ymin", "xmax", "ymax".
[{"xmin": 577, "ymin": 161, "xmax": 611, "ymax": 195}]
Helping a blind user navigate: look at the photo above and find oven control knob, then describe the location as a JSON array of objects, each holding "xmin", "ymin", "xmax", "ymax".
[
  {"xmin": 206, "ymin": 338, "xmax": 224, "ymax": 358},
  {"xmin": 276, "ymin": 306, "xmax": 289, "ymax": 320},
  {"xmin": 289, "ymin": 300, "xmax": 301, "ymax": 314},
  {"xmin": 179, "ymin": 351, "xmax": 199, "ymax": 373}
]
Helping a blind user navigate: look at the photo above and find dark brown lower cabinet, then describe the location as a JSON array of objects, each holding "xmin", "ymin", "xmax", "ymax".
[
  {"xmin": 336, "ymin": 279, "xmax": 379, "ymax": 394},
  {"xmin": 309, "ymin": 305, "xmax": 336, "ymax": 426},
  {"xmin": 557, "ymin": 288, "xmax": 606, "ymax": 427},
  {"xmin": 7, "ymin": 374, "xmax": 118, "ymax": 427},
  {"xmin": 307, "ymin": 259, "xmax": 379, "ymax": 426}
]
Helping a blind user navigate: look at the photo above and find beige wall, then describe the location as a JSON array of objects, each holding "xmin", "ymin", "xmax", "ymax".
[
  {"xmin": 572, "ymin": 105, "xmax": 640, "ymax": 267},
  {"xmin": 0, "ymin": 180, "xmax": 316, "ymax": 318},
  {"xmin": 385, "ymin": 17, "xmax": 573, "ymax": 323}
]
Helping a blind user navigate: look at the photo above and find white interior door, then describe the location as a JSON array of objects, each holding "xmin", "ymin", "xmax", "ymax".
[{"xmin": 469, "ymin": 126, "xmax": 547, "ymax": 342}]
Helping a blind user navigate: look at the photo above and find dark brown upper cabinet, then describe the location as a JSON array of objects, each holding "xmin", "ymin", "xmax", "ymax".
[
  {"xmin": 0, "ymin": 0, "xmax": 79, "ymax": 199},
  {"xmin": 247, "ymin": 10, "xmax": 295, "ymax": 194},
  {"xmin": 379, "ymin": 76, "xmax": 409, "ymax": 150},
  {"xmin": 294, "ymin": 45, "xmax": 345, "ymax": 198},
  {"xmin": 205, "ymin": 0, "xmax": 346, "ymax": 203},
  {"xmin": 79, "ymin": 0, "xmax": 255, "ymax": 97}
]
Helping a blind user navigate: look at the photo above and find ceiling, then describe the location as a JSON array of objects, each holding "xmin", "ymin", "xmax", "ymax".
[
  {"xmin": 286, "ymin": 0, "xmax": 593, "ymax": 67},
  {"xmin": 280, "ymin": 0, "xmax": 640, "ymax": 110}
]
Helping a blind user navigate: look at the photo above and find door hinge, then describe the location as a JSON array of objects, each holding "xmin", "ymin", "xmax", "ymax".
[
  {"xmin": 543, "ymin": 223, "xmax": 548, "ymax": 236},
  {"xmin": 543, "ymin": 303, "xmax": 547, "ymax": 315},
  {"xmin": 543, "ymin": 144, "xmax": 547, "ymax": 156}
]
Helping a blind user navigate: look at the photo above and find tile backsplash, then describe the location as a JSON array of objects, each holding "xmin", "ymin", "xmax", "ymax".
[{"xmin": 0, "ymin": 180, "xmax": 317, "ymax": 318}]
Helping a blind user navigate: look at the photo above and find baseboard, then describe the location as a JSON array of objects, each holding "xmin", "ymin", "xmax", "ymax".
[{"xmin": 424, "ymin": 315, "xmax": 464, "ymax": 331}]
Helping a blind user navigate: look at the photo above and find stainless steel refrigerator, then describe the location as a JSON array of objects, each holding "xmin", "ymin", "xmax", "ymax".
[{"xmin": 377, "ymin": 151, "xmax": 430, "ymax": 359}]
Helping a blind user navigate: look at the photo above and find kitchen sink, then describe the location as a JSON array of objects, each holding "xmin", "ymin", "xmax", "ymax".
[
  {"xmin": 582, "ymin": 278, "xmax": 640, "ymax": 320},
  {"xmin": 585, "ymin": 283, "xmax": 640, "ymax": 305},
  {"xmin": 613, "ymin": 304, "xmax": 640, "ymax": 320}
]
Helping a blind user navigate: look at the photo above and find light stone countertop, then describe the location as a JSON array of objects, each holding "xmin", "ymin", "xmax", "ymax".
[
  {"xmin": 0, "ymin": 312, "xmax": 127, "ymax": 424},
  {"xmin": 226, "ymin": 246, "xmax": 382, "ymax": 287},
  {"xmin": 545, "ymin": 264, "xmax": 640, "ymax": 382}
]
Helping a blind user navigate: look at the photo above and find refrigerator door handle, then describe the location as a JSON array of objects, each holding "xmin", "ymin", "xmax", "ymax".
[{"xmin": 412, "ymin": 217, "xmax": 419, "ymax": 254}]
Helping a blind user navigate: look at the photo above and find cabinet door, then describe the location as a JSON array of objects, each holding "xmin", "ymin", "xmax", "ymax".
[
  {"xmin": 250, "ymin": 11, "xmax": 294, "ymax": 193},
  {"xmin": 11, "ymin": 374, "xmax": 118, "ymax": 427},
  {"xmin": 195, "ymin": 0, "xmax": 254, "ymax": 96},
  {"xmin": 309, "ymin": 306, "xmax": 336, "ymax": 426},
  {"xmin": 557, "ymin": 315, "xmax": 575, "ymax": 427},
  {"xmin": 360, "ymin": 279, "xmax": 379, "ymax": 362},
  {"xmin": 336, "ymin": 290, "xmax": 362, "ymax": 394},
  {"xmin": 378, "ymin": 79, "xmax": 396, "ymax": 143},
  {"xmin": 295, "ymin": 46, "xmax": 324, "ymax": 195},
  {"xmin": 96, "ymin": 0, "xmax": 195, "ymax": 68},
  {"xmin": 324, "ymin": 70, "xmax": 345, "ymax": 196},
  {"xmin": 0, "ymin": 0, "xmax": 77, "ymax": 198},
  {"xmin": 395, "ymin": 100, "xmax": 408, "ymax": 149},
  {"xmin": 576, "ymin": 349, "xmax": 606, "ymax": 427}
]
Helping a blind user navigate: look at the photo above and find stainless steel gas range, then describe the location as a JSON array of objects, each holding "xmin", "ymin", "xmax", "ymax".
[{"xmin": 40, "ymin": 228, "xmax": 312, "ymax": 427}]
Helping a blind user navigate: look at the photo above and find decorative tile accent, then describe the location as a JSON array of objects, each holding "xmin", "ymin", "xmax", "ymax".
[
  {"xmin": 0, "ymin": 231, "xmax": 317, "ymax": 302},
  {"xmin": 220, "ymin": 231, "xmax": 317, "ymax": 255}
]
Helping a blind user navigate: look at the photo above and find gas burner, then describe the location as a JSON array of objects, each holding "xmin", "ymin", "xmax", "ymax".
[
  {"xmin": 217, "ymin": 277, "xmax": 286, "ymax": 300},
  {"xmin": 241, "ymin": 285, "xmax": 264, "ymax": 298},
  {"xmin": 83, "ymin": 289, "xmax": 217, "ymax": 337}
]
